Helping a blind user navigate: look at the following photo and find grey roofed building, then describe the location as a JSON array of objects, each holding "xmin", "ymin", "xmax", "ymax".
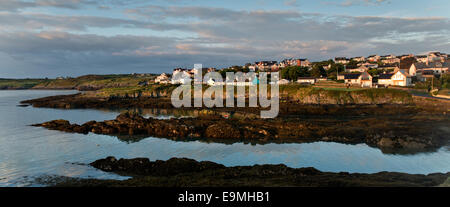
[
  {"xmin": 344, "ymin": 73, "xmax": 361, "ymax": 80},
  {"xmin": 378, "ymin": 73, "xmax": 394, "ymax": 79}
]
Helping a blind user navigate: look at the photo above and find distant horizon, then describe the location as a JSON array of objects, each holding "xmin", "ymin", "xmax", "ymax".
[{"xmin": 1, "ymin": 0, "xmax": 449, "ymax": 78}]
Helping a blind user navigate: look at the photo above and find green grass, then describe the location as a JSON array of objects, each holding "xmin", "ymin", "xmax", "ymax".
[
  {"xmin": 317, "ymin": 87, "xmax": 363, "ymax": 92},
  {"xmin": 93, "ymin": 84, "xmax": 179, "ymax": 97},
  {"xmin": 1, "ymin": 74, "xmax": 157, "ymax": 90},
  {"xmin": 0, "ymin": 79, "xmax": 48, "ymax": 89}
]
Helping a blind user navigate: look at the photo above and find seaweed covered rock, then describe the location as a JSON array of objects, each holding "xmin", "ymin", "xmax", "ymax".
[{"xmin": 91, "ymin": 156, "xmax": 225, "ymax": 176}]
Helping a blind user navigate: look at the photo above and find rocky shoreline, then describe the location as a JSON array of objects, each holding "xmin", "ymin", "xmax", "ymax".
[
  {"xmin": 21, "ymin": 93, "xmax": 428, "ymax": 117},
  {"xmin": 33, "ymin": 112, "xmax": 449, "ymax": 153},
  {"xmin": 50, "ymin": 156, "xmax": 450, "ymax": 187}
]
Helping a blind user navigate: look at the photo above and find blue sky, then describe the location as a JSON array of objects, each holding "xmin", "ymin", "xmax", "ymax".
[{"xmin": 0, "ymin": 0, "xmax": 449, "ymax": 78}]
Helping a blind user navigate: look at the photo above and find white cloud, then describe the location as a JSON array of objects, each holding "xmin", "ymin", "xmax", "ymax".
[{"xmin": 0, "ymin": 2, "xmax": 449, "ymax": 77}]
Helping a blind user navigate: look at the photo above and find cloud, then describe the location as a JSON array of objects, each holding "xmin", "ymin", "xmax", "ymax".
[
  {"xmin": 324, "ymin": 0, "xmax": 390, "ymax": 7},
  {"xmin": 0, "ymin": 0, "xmax": 152, "ymax": 11},
  {"xmin": 284, "ymin": 0, "xmax": 300, "ymax": 7},
  {"xmin": 0, "ymin": 3, "xmax": 449, "ymax": 77}
]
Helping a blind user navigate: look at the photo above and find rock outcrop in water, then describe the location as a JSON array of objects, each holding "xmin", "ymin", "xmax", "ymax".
[
  {"xmin": 33, "ymin": 112, "xmax": 449, "ymax": 153},
  {"xmin": 52, "ymin": 156, "xmax": 450, "ymax": 187}
]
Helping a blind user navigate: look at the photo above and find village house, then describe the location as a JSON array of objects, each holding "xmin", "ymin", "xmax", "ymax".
[
  {"xmin": 297, "ymin": 77, "xmax": 316, "ymax": 85},
  {"xmin": 358, "ymin": 62, "xmax": 378, "ymax": 69},
  {"xmin": 409, "ymin": 61, "xmax": 449, "ymax": 78},
  {"xmin": 172, "ymin": 68, "xmax": 192, "ymax": 84},
  {"xmin": 380, "ymin": 55, "xmax": 400, "ymax": 64},
  {"xmin": 334, "ymin": 57, "xmax": 350, "ymax": 64},
  {"xmin": 398, "ymin": 54, "xmax": 414, "ymax": 60},
  {"xmin": 351, "ymin": 56, "xmax": 366, "ymax": 62},
  {"xmin": 408, "ymin": 62, "xmax": 426, "ymax": 76},
  {"xmin": 377, "ymin": 73, "xmax": 394, "ymax": 86},
  {"xmin": 416, "ymin": 55, "xmax": 428, "ymax": 63},
  {"xmin": 378, "ymin": 70, "xmax": 412, "ymax": 87},
  {"xmin": 416, "ymin": 70, "xmax": 436, "ymax": 81},
  {"xmin": 155, "ymin": 73, "xmax": 170, "ymax": 84},
  {"xmin": 255, "ymin": 61, "xmax": 278, "ymax": 71},
  {"xmin": 280, "ymin": 58, "xmax": 311, "ymax": 67},
  {"xmin": 425, "ymin": 62, "xmax": 450, "ymax": 75},
  {"xmin": 367, "ymin": 55, "xmax": 380, "ymax": 62},
  {"xmin": 346, "ymin": 65, "xmax": 368, "ymax": 73},
  {"xmin": 344, "ymin": 71, "xmax": 373, "ymax": 87},
  {"xmin": 428, "ymin": 52, "xmax": 447, "ymax": 63},
  {"xmin": 277, "ymin": 79, "xmax": 290, "ymax": 85},
  {"xmin": 377, "ymin": 65, "xmax": 399, "ymax": 72}
]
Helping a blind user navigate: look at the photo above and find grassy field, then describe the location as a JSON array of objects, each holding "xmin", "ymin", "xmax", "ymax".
[
  {"xmin": 0, "ymin": 79, "xmax": 48, "ymax": 89},
  {"xmin": 0, "ymin": 74, "xmax": 157, "ymax": 90}
]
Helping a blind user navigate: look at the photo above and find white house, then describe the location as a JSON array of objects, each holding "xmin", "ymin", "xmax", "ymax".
[
  {"xmin": 155, "ymin": 73, "xmax": 170, "ymax": 84},
  {"xmin": 378, "ymin": 71, "xmax": 412, "ymax": 87},
  {"xmin": 172, "ymin": 68, "xmax": 192, "ymax": 84},
  {"xmin": 391, "ymin": 70, "xmax": 412, "ymax": 86},
  {"xmin": 351, "ymin": 56, "xmax": 366, "ymax": 62},
  {"xmin": 346, "ymin": 65, "xmax": 368, "ymax": 73},
  {"xmin": 297, "ymin": 77, "xmax": 316, "ymax": 84},
  {"xmin": 358, "ymin": 62, "xmax": 378, "ymax": 69},
  {"xmin": 277, "ymin": 79, "xmax": 290, "ymax": 85},
  {"xmin": 409, "ymin": 62, "xmax": 449, "ymax": 77},
  {"xmin": 335, "ymin": 57, "xmax": 350, "ymax": 64},
  {"xmin": 344, "ymin": 71, "xmax": 372, "ymax": 87}
]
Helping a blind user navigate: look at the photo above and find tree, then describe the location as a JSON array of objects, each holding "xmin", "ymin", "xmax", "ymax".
[
  {"xmin": 326, "ymin": 63, "xmax": 344, "ymax": 80},
  {"xmin": 441, "ymin": 74, "xmax": 450, "ymax": 89},
  {"xmin": 347, "ymin": 60, "xmax": 359, "ymax": 68},
  {"xmin": 310, "ymin": 65, "xmax": 326, "ymax": 78},
  {"xmin": 280, "ymin": 66, "xmax": 310, "ymax": 81},
  {"xmin": 368, "ymin": 68, "xmax": 380, "ymax": 77},
  {"xmin": 219, "ymin": 66, "xmax": 250, "ymax": 78}
]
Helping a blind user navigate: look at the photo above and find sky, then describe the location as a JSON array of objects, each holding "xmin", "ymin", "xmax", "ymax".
[{"xmin": 0, "ymin": 0, "xmax": 449, "ymax": 78}]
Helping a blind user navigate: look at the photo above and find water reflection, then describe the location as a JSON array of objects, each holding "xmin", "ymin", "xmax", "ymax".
[{"xmin": 0, "ymin": 90, "xmax": 449, "ymax": 187}]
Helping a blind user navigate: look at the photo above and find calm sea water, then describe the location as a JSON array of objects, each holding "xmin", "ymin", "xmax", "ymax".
[{"xmin": 0, "ymin": 90, "xmax": 449, "ymax": 186}]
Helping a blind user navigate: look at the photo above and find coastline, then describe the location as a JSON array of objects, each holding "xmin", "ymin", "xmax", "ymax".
[
  {"xmin": 47, "ymin": 156, "xmax": 450, "ymax": 187},
  {"xmin": 14, "ymin": 89, "xmax": 450, "ymax": 186},
  {"xmin": 32, "ymin": 112, "xmax": 449, "ymax": 153}
]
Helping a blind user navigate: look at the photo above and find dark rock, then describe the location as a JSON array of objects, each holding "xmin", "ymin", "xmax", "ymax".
[
  {"xmin": 52, "ymin": 156, "xmax": 450, "ymax": 187},
  {"xmin": 32, "ymin": 112, "xmax": 449, "ymax": 153}
]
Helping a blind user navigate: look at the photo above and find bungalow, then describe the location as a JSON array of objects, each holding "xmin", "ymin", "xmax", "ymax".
[
  {"xmin": 378, "ymin": 71, "xmax": 412, "ymax": 87},
  {"xmin": 346, "ymin": 65, "xmax": 368, "ymax": 73},
  {"xmin": 344, "ymin": 71, "xmax": 372, "ymax": 87},
  {"xmin": 297, "ymin": 77, "xmax": 316, "ymax": 85}
]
